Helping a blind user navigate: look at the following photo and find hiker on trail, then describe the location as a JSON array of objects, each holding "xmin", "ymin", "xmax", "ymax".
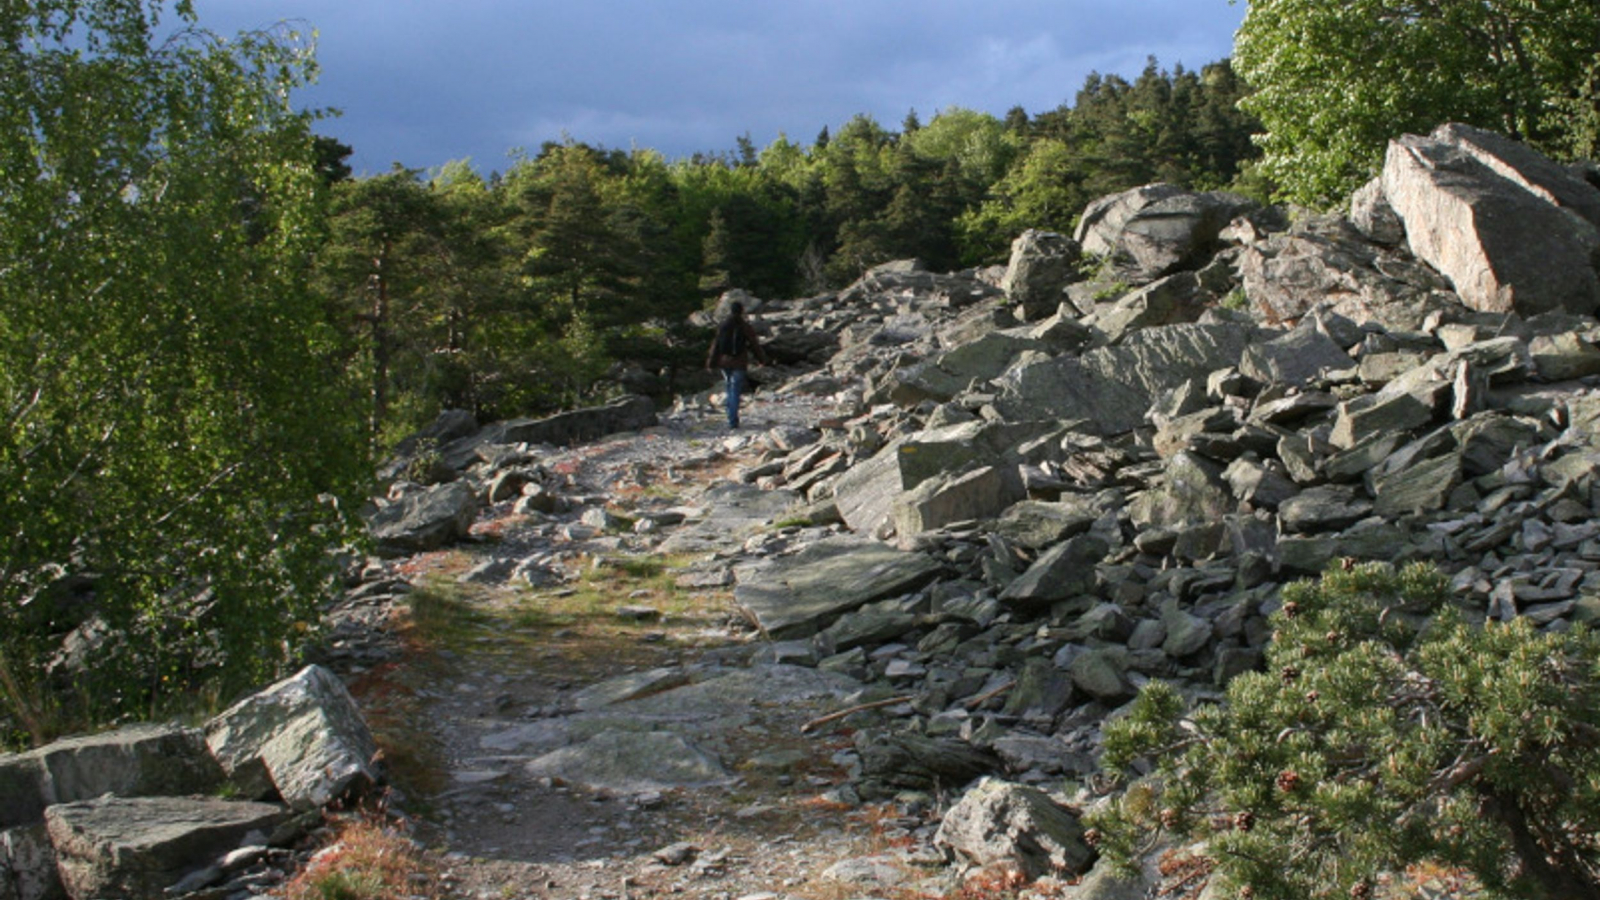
[{"xmin": 705, "ymin": 300, "xmax": 771, "ymax": 429}]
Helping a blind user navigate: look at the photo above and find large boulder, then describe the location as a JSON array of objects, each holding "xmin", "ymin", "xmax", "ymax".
[
  {"xmin": 1435, "ymin": 123, "xmax": 1600, "ymax": 229},
  {"xmin": 885, "ymin": 332, "xmax": 1046, "ymax": 406},
  {"xmin": 1235, "ymin": 217, "xmax": 1442, "ymax": 324},
  {"xmin": 5, "ymin": 725, "xmax": 222, "ymax": 826},
  {"xmin": 366, "ymin": 480, "xmax": 480, "ymax": 556},
  {"xmin": 1381, "ymin": 125, "xmax": 1600, "ymax": 316},
  {"xmin": 205, "ymin": 664, "xmax": 381, "ymax": 810},
  {"xmin": 991, "ymin": 323, "xmax": 1254, "ymax": 435},
  {"xmin": 853, "ymin": 730, "xmax": 997, "ymax": 798},
  {"xmin": 731, "ymin": 536, "xmax": 942, "ymax": 639},
  {"xmin": 834, "ymin": 419, "xmax": 1054, "ymax": 536},
  {"xmin": 892, "ymin": 464, "xmax": 1023, "ymax": 537},
  {"xmin": 1075, "ymin": 184, "xmax": 1256, "ymax": 284},
  {"xmin": 1001, "ymin": 229, "xmax": 1082, "ymax": 320},
  {"xmin": 934, "ymin": 777, "xmax": 1095, "ymax": 879},
  {"xmin": 44, "ymin": 796, "xmax": 285, "ymax": 900}
]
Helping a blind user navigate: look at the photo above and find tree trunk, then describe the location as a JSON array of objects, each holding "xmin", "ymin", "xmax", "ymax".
[{"xmin": 1483, "ymin": 786, "xmax": 1600, "ymax": 900}]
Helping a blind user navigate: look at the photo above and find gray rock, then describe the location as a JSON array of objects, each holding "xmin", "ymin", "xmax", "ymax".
[
  {"xmin": 888, "ymin": 333, "xmax": 1045, "ymax": 405},
  {"xmin": 1530, "ymin": 332, "xmax": 1600, "ymax": 381},
  {"xmin": 1236, "ymin": 220, "xmax": 1428, "ymax": 323},
  {"xmin": 854, "ymin": 730, "xmax": 997, "ymax": 797},
  {"xmin": 1127, "ymin": 452, "xmax": 1233, "ymax": 529},
  {"xmin": 1075, "ymin": 184, "xmax": 1255, "ymax": 283},
  {"xmin": 656, "ymin": 482, "xmax": 797, "ymax": 554},
  {"xmin": 1215, "ymin": 647, "xmax": 1264, "ymax": 685},
  {"xmin": 570, "ymin": 667, "xmax": 693, "ymax": 712},
  {"xmin": 1278, "ymin": 485, "xmax": 1374, "ymax": 534},
  {"xmin": 1152, "ymin": 406, "xmax": 1240, "ymax": 461},
  {"xmin": 1083, "ymin": 272, "xmax": 1208, "ymax": 344},
  {"xmin": 993, "ymin": 323, "xmax": 1253, "ymax": 435},
  {"xmin": 892, "ymin": 464, "xmax": 1021, "ymax": 536},
  {"xmin": 993, "ymin": 500, "xmax": 1099, "ymax": 550},
  {"xmin": 367, "ymin": 480, "xmax": 481, "ymax": 556},
  {"xmin": 1249, "ymin": 391, "xmax": 1338, "ymax": 427},
  {"xmin": 820, "ymin": 855, "xmax": 907, "ymax": 888},
  {"xmin": 524, "ymin": 730, "xmax": 728, "ymax": 793},
  {"xmin": 1382, "ymin": 126, "xmax": 1600, "ymax": 316},
  {"xmin": 1002, "ymin": 658, "xmax": 1076, "ymax": 724},
  {"xmin": 22, "ymin": 725, "xmax": 221, "ymax": 818},
  {"xmin": 0, "ymin": 825, "xmax": 60, "ymax": 900},
  {"xmin": 835, "ymin": 419, "xmax": 1053, "ymax": 535},
  {"xmin": 1452, "ymin": 413, "xmax": 1543, "ymax": 476},
  {"xmin": 1329, "ymin": 392, "xmax": 1435, "ymax": 450},
  {"xmin": 44, "ymin": 796, "xmax": 286, "ymax": 900},
  {"xmin": 1066, "ymin": 857, "xmax": 1151, "ymax": 900},
  {"xmin": 819, "ymin": 603, "xmax": 919, "ymax": 653},
  {"xmin": 1067, "ymin": 648, "xmax": 1134, "ymax": 703},
  {"xmin": 1162, "ymin": 603, "xmax": 1214, "ymax": 659},
  {"xmin": 1223, "ymin": 458, "xmax": 1299, "ymax": 509},
  {"xmin": 733, "ymin": 536, "xmax": 942, "ymax": 639},
  {"xmin": 494, "ymin": 394, "xmax": 659, "ymax": 448},
  {"xmin": 1350, "ymin": 176, "xmax": 1406, "ymax": 245},
  {"xmin": 0, "ymin": 757, "xmax": 42, "ymax": 833},
  {"xmin": 205, "ymin": 664, "xmax": 381, "ymax": 809},
  {"xmin": 1002, "ymin": 229, "xmax": 1083, "ymax": 320},
  {"xmin": 1436, "ymin": 123, "xmax": 1600, "ymax": 230},
  {"xmin": 1027, "ymin": 304, "xmax": 1096, "ymax": 352},
  {"xmin": 1324, "ymin": 433, "xmax": 1405, "ymax": 483},
  {"xmin": 1240, "ymin": 320, "xmax": 1356, "ymax": 387},
  {"xmin": 934, "ymin": 777, "xmax": 1094, "ymax": 879},
  {"xmin": 999, "ymin": 535, "xmax": 1109, "ymax": 612},
  {"xmin": 1372, "ymin": 453, "xmax": 1463, "ymax": 516}
]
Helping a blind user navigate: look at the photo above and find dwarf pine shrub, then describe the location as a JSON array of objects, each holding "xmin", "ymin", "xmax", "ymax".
[{"xmin": 1090, "ymin": 561, "xmax": 1600, "ymax": 900}]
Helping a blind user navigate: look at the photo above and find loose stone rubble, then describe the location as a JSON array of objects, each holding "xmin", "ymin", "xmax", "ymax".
[
  {"xmin": 344, "ymin": 123, "xmax": 1600, "ymax": 898},
  {"xmin": 8, "ymin": 123, "xmax": 1600, "ymax": 899}
]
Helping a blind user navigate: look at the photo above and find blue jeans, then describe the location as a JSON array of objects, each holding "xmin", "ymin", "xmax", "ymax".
[{"xmin": 721, "ymin": 367, "xmax": 747, "ymax": 428}]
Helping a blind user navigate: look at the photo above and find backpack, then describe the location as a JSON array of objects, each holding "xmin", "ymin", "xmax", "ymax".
[{"xmin": 716, "ymin": 320, "xmax": 747, "ymax": 358}]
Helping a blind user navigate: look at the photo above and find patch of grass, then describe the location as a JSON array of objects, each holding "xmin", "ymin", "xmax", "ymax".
[
  {"xmin": 400, "ymin": 578, "xmax": 491, "ymax": 652},
  {"xmin": 347, "ymin": 667, "xmax": 448, "ymax": 804},
  {"xmin": 275, "ymin": 816, "xmax": 442, "ymax": 900},
  {"xmin": 1220, "ymin": 287, "xmax": 1250, "ymax": 311},
  {"xmin": 770, "ymin": 515, "xmax": 815, "ymax": 530}
]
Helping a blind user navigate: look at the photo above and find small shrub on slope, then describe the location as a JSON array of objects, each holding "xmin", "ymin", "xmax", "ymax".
[{"xmin": 1090, "ymin": 561, "xmax": 1600, "ymax": 900}]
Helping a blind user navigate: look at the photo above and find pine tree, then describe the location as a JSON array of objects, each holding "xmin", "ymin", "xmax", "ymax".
[{"xmin": 1092, "ymin": 561, "xmax": 1600, "ymax": 900}]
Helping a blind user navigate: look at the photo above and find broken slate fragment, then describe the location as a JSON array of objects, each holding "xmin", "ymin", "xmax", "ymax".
[{"xmin": 732, "ymin": 536, "xmax": 942, "ymax": 640}]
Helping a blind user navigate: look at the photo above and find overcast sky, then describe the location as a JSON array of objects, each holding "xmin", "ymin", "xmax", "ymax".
[{"xmin": 195, "ymin": 1, "xmax": 1247, "ymax": 177}]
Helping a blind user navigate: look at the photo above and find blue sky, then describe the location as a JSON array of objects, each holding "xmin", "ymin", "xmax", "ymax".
[{"xmin": 195, "ymin": 1, "xmax": 1247, "ymax": 177}]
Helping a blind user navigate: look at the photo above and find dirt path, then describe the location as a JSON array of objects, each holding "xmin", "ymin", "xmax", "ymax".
[{"xmin": 348, "ymin": 392, "xmax": 961, "ymax": 900}]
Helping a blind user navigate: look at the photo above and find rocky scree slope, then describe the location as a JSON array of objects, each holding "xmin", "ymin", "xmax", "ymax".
[{"xmin": 348, "ymin": 122, "xmax": 1600, "ymax": 897}]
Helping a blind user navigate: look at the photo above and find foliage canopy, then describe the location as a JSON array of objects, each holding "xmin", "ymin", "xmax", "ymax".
[
  {"xmin": 0, "ymin": 0, "xmax": 367, "ymax": 741},
  {"xmin": 1092, "ymin": 562, "xmax": 1600, "ymax": 900},
  {"xmin": 1233, "ymin": 0, "xmax": 1600, "ymax": 205}
]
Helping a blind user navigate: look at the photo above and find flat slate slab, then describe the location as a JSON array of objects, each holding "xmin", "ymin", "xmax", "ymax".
[
  {"xmin": 656, "ymin": 482, "xmax": 798, "ymax": 554},
  {"xmin": 733, "ymin": 536, "xmax": 943, "ymax": 639},
  {"xmin": 524, "ymin": 730, "xmax": 729, "ymax": 794},
  {"xmin": 45, "ymin": 796, "xmax": 286, "ymax": 900}
]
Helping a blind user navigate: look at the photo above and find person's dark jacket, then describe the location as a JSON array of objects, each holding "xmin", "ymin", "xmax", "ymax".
[{"xmin": 706, "ymin": 319, "xmax": 770, "ymax": 371}]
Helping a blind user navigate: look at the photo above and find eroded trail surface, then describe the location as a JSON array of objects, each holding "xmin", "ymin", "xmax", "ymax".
[{"xmin": 342, "ymin": 392, "xmax": 952, "ymax": 900}]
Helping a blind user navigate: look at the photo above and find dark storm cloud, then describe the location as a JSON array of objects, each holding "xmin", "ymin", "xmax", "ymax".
[{"xmin": 195, "ymin": 0, "xmax": 1244, "ymax": 175}]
